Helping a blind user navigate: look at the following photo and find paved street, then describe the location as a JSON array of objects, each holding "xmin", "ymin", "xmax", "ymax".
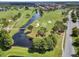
[{"xmin": 62, "ymin": 10, "xmax": 75, "ymax": 57}]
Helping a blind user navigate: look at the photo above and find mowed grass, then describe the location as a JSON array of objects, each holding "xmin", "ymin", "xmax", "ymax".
[
  {"xmin": 0, "ymin": 7, "xmax": 35, "ymax": 57},
  {"xmin": 1, "ymin": 9, "xmax": 66, "ymax": 57},
  {"xmin": 26, "ymin": 9, "xmax": 65, "ymax": 56},
  {"xmin": 27, "ymin": 9, "xmax": 65, "ymax": 38},
  {"xmin": 0, "ymin": 7, "xmax": 34, "ymax": 36},
  {"xmin": 0, "ymin": 10, "xmax": 19, "ymax": 19},
  {"xmin": 0, "ymin": 9, "xmax": 19, "ymax": 28},
  {"xmin": 0, "ymin": 8, "xmax": 68, "ymax": 57},
  {"xmin": 2, "ymin": 34, "xmax": 62, "ymax": 57},
  {"xmin": 9, "ymin": 8, "xmax": 35, "ymax": 36}
]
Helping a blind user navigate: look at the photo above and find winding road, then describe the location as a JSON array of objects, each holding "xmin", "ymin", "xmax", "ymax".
[
  {"xmin": 62, "ymin": 10, "xmax": 76, "ymax": 57},
  {"xmin": 62, "ymin": 9, "xmax": 79, "ymax": 57}
]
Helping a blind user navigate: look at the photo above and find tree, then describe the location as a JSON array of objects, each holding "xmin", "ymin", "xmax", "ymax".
[
  {"xmin": 62, "ymin": 12, "xmax": 65, "ymax": 15},
  {"xmin": 48, "ymin": 34, "xmax": 57, "ymax": 46},
  {"xmin": 75, "ymin": 38, "xmax": 79, "ymax": 42},
  {"xmin": 27, "ymin": 25, "xmax": 33, "ymax": 31},
  {"xmin": 32, "ymin": 38, "xmax": 46, "ymax": 53},
  {"xmin": 3, "ymin": 33, "xmax": 13, "ymax": 47},
  {"xmin": 31, "ymin": 34, "xmax": 57, "ymax": 53},
  {"xmin": 72, "ymin": 16, "xmax": 77, "ymax": 23},
  {"xmin": 53, "ymin": 21, "xmax": 67, "ymax": 33},
  {"xmin": 76, "ymin": 48, "xmax": 79, "ymax": 56},
  {"xmin": 24, "ymin": 6, "xmax": 29, "ymax": 10},
  {"xmin": 26, "ymin": 14, "xmax": 30, "ymax": 18},
  {"xmin": 63, "ymin": 17, "xmax": 68, "ymax": 23},
  {"xmin": 12, "ymin": 12, "xmax": 21, "ymax": 21},
  {"xmin": 0, "ymin": 30, "xmax": 13, "ymax": 49},
  {"xmin": 37, "ymin": 27, "xmax": 47, "ymax": 37},
  {"xmin": 39, "ymin": 9, "xmax": 43, "ymax": 16},
  {"xmin": 76, "ymin": 10, "xmax": 79, "ymax": 19},
  {"xmin": 72, "ymin": 37, "xmax": 79, "ymax": 47},
  {"xmin": 71, "ymin": 11, "xmax": 77, "ymax": 23},
  {"xmin": 71, "ymin": 11, "xmax": 75, "ymax": 18},
  {"xmin": 13, "ymin": 6, "xmax": 18, "ymax": 10},
  {"xmin": 1, "ymin": 18, "xmax": 9, "ymax": 27},
  {"xmin": 44, "ymin": 34, "xmax": 57, "ymax": 50},
  {"xmin": 72, "ymin": 27, "xmax": 79, "ymax": 37},
  {"xmin": 17, "ymin": 12, "xmax": 21, "ymax": 18},
  {"xmin": 74, "ymin": 37, "xmax": 79, "ymax": 46}
]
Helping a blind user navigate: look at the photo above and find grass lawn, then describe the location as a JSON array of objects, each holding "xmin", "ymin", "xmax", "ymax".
[
  {"xmin": 26, "ymin": 9, "xmax": 65, "ymax": 38},
  {"xmin": 2, "ymin": 34, "xmax": 62, "ymax": 57},
  {"xmin": 9, "ymin": 7, "xmax": 35, "ymax": 36},
  {"xmin": 0, "ymin": 9, "xmax": 67, "ymax": 57},
  {"xmin": 0, "ymin": 9, "xmax": 19, "ymax": 19},
  {"xmin": 25, "ymin": 9, "xmax": 66, "ymax": 56},
  {"xmin": 0, "ymin": 7, "xmax": 34, "ymax": 36},
  {"xmin": 0, "ymin": 9, "xmax": 19, "ymax": 27}
]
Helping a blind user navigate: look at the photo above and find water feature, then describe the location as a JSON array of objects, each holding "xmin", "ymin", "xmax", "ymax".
[{"xmin": 12, "ymin": 10, "xmax": 40, "ymax": 48}]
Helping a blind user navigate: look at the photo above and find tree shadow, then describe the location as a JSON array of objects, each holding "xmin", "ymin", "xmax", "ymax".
[
  {"xmin": 0, "ymin": 42, "xmax": 11, "ymax": 51},
  {"xmin": 72, "ymin": 42, "xmax": 79, "ymax": 47},
  {"xmin": 28, "ymin": 48, "xmax": 46, "ymax": 54},
  {"xmin": 28, "ymin": 48, "xmax": 54, "ymax": 54},
  {"xmin": 71, "ymin": 54, "xmax": 77, "ymax": 57},
  {"xmin": 0, "ymin": 45, "xmax": 11, "ymax": 51},
  {"xmin": 8, "ymin": 56, "xmax": 24, "ymax": 57},
  {"xmin": 70, "ymin": 34, "xmax": 78, "ymax": 37}
]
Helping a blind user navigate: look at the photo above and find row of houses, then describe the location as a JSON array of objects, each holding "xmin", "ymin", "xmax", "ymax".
[{"xmin": 35, "ymin": 2, "xmax": 65, "ymax": 11}]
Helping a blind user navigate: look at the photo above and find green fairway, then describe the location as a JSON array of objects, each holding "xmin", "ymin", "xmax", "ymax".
[
  {"xmin": 1, "ymin": 34, "xmax": 62, "ymax": 57},
  {"xmin": 1, "ymin": 9, "xmax": 66, "ymax": 57},
  {"xmin": 1, "ymin": 2, "xmax": 79, "ymax": 57},
  {"xmin": 26, "ymin": 9, "xmax": 65, "ymax": 38},
  {"xmin": 0, "ymin": 8, "xmax": 34, "ymax": 36},
  {"xmin": 0, "ymin": 5, "xmax": 67, "ymax": 57},
  {"xmin": 9, "ymin": 8, "xmax": 34, "ymax": 36},
  {"xmin": 25, "ymin": 9, "xmax": 66, "ymax": 56},
  {"xmin": 0, "ymin": 10, "xmax": 18, "ymax": 19}
]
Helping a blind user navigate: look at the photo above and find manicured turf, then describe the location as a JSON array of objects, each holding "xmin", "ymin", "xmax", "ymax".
[
  {"xmin": 2, "ymin": 34, "xmax": 62, "ymax": 57},
  {"xmin": 0, "ymin": 9, "xmax": 67, "ymax": 57},
  {"xmin": 26, "ymin": 9, "xmax": 65, "ymax": 38},
  {"xmin": 9, "ymin": 8, "xmax": 34, "ymax": 36},
  {"xmin": 0, "ymin": 7, "xmax": 35, "ymax": 36},
  {"xmin": 25, "ymin": 9, "xmax": 66, "ymax": 56},
  {"xmin": 0, "ymin": 10, "xmax": 18, "ymax": 19},
  {"xmin": 0, "ymin": 9, "xmax": 19, "ymax": 28}
]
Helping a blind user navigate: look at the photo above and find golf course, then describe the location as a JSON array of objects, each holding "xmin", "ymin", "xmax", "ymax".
[{"xmin": 0, "ymin": 2, "xmax": 69, "ymax": 57}]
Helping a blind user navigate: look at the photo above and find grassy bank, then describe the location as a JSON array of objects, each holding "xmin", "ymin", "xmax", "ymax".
[
  {"xmin": 9, "ymin": 8, "xmax": 34, "ymax": 36},
  {"xmin": 1, "ymin": 9, "xmax": 67, "ymax": 57},
  {"xmin": 2, "ymin": 34, "xmax": 62, "ymax": 57}
]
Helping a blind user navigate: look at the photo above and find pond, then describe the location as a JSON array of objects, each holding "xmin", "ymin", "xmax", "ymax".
[{"xmin": 12, "ymin": 10, "xmax": 40, "ymax": 48}]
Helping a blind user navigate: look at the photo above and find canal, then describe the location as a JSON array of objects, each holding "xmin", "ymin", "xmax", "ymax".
[{"xmin": 12, "ymin": 10, "xmax": 40, "ymax": 48}]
